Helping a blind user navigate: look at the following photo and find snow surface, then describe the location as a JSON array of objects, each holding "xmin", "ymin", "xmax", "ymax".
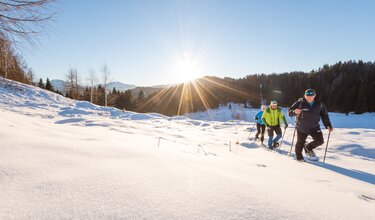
[{"xmin": 0, "ymin": 77, "xmax": 374, "ymax": 219}]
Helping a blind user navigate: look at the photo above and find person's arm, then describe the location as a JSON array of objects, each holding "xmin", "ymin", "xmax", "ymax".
[
  {"xmin": 279, "ymin": 110, "xmax": 288, "ymax": 128},
  {"xmin": 288, "ymin": 101, "xmax": 301, "ymax": 117},
  {"xmin": 320, "ymin": 103, "xmax": 332, "ymax": 131},
  {"xmin": 282, "ymin": 113, "xmax": 288, "ymax": 127},
  {"xmin": 254, "ymin": 111, "xmax": 260, "ymax": 120}
]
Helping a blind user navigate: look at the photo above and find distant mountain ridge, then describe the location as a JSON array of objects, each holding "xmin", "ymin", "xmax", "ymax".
[
  {"xmin": 51, "ymin": 79, "xmax": 173, "ymax": 91},
  {"xmin": 50, "ymin": 79, "xmax": 170, "ymax": 97},
  {"xmin": 50, "ymin": 79, "xmax": 65, "ymax": 92},
  {"xmin": 104, "ymin": 81, "xmax": 137, "ymax": 91}
]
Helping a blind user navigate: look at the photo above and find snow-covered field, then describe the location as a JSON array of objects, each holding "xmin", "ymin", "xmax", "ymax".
[{"xmin": 0, "ymin": 77, "xmax": 374, "ymax": 219}]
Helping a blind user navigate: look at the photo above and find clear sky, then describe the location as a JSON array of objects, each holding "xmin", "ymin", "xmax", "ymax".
[{"xmin": 24, "ymin": 0, "xmax": 375, "ymax": 86}]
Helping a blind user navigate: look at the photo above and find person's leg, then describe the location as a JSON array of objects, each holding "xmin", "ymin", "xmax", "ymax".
[
  {"xmin": 260, "ymin": 124, "xmax": 266, "ymax": 142},
  {"xmin": 306, "ymin": 129, "xmax": 324, "ymax": 150},
  {"xmin": 267, "ymin": 127, "xmax": 274, "ymax": 148},
  {"xmin": 295, "ymin": 131, "xmax": 308, "ymax": 160},
  {"xmin": 272, "ymin": 126, "xmax": 282, "ymax": 144},
  {"xmin": 255, "ymin": 123, "xmax": 261, "ymax": 139}
]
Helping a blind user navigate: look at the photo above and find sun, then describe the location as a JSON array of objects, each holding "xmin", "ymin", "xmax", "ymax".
[{"xmin": 172, "ymin": 54, "xmax": 203, "ymax": 83}]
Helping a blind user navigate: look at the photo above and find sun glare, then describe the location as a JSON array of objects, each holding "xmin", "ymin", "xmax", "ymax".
[{"xmin": 172, "ymin": 54, "xmax": 203, "ymax": 83}]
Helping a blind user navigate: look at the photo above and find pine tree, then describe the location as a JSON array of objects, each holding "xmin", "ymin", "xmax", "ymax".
[
  {"xmin": 38, "ymin": 78, "xmax": 45, "ymax": 89},
  {"xmin": 138, "ymin": 89, "xmax": 145, "ymax": 102},
  {"xmin": 355, "ymin": 81, "xmax": 368, "ymax": 114},
  {"xmin": 45, "ymin": 78, "xmax": 53, "ymax": 91},
  {"xmin": 114, "ymin": 90, "xmax": 134, "ymax": 110}
]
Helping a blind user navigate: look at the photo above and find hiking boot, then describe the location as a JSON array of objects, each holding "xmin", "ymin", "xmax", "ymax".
[
  {"xmin": 272, "ymin": 142, "xmax": 280, "ymax": 148},
  {"xmin": 304, "ymin": 143, "xmax": 316, "ymax": 157}
]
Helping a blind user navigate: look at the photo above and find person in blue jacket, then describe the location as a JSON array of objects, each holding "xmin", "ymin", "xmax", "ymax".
[{"xmin": 254, "ymin": 105, "xmax": 267, "ymax": 144}]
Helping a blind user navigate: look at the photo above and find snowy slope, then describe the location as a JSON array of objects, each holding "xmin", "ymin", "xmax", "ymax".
[{"xmin": 0, "ymin": 77, "xmax": 374, "ymax": 219}]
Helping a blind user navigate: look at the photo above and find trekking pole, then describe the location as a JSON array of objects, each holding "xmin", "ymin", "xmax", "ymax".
[
  {"xmin": 289, "ymin": 101, "xmax": 303, "ymax": 156},
  {"xmin": 323, "ymin": 131, "xmax": 331, "ymax": 163},
  {"xmin": 248, "ymin": 122, "xmax": 256, "ymax": 140},
  {"xmin": 279, "ymin": 127, "xmax": 287, "ymax": 149},
  {"xmin": 289, "ymin": 125, "xmax": 297, "ymax": 155}
]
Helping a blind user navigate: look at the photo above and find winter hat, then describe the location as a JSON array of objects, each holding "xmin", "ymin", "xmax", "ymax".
[
  {"xmin": 261, "ymin": 105, "xmax": 267, "ymax": 110},
  {"xmin": 270, "ymin": 100, "xmax": 278, "ymax": 105},
  {"xmin": 305, "ymin": 89, "xmax": 316, "ymax": 96}
]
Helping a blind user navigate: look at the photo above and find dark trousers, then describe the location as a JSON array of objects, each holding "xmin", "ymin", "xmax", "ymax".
[
  {"xmin": 255, "ymin": 123, "xmax": 266, "ymax": 142},
  {"xmin": 295, "ymin": 130, "xmax": 324, "ymax": 160}
]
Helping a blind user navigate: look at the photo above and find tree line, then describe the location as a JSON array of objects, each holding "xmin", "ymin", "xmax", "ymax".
[
  {"xmin": 139, "ymin": 60, "xmax": 375, "ymax": 115},
  {"xmin": 0, "ymin": 37, "xmax": 34, "ymax": 84},
  {"xmin": 235, "ymin": 60, "xmax": 375, "ymax": 114}
]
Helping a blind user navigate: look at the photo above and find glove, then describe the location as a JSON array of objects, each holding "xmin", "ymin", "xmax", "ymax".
[
  {"xmin": 255, "ymin": 116, "xmax": 258, "ymax": 120},
  {"xmin": 284, "ymin": 124, "xmax": 288, "ymax": 129}
]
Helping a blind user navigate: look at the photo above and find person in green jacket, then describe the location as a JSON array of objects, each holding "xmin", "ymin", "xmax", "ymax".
[{"xmin": 262, "ymin": 100, "xmax": 288, "ymax": 149}]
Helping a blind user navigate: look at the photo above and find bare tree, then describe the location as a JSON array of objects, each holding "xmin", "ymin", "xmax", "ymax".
[
  {"xmin": 74, "ymin": 69, "xmax": 80, "ymax": 96},
  {"xmin": 101, "ymin": 64, "xmax": 111, "ymax": 107},
  {"xmin": 87, "ymin": 68, "xmax": 97, "ymax": 103},
  {"xmin": 3, "ymin": 46, "xmax": 8, "ymax": 78},
  {"xmin": 0, "ymin": 37, "xmax": 11, "ymax": 78},
  {"xmin": 0, "ymin": 0, "xmax": 57, "ymax": 46},
  {"xmin": 65, "ymin": 68, "xmax": 79, "ymax": 99},
  {"xmin": 26, "ymin": 68, "xmax": 34, "ymax": 83},
  {"xmin": 65, "ymin": 68, "xmax": 74, "ymax": 98}
]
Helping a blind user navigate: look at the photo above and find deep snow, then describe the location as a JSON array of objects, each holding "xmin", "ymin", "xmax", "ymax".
[{"xmin": 0, "ymin": 77, "xmax": 374, "ymax": 219}]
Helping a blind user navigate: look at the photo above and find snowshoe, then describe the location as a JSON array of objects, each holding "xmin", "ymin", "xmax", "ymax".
[{"xmin": 304, "ymin": 144, "xmax": 319, "ymax": 161}]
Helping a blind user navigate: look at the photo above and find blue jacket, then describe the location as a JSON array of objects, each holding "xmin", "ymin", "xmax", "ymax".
[{"xmin": 254, "ymin": 111, "xmax": 264, "ymax": 125}]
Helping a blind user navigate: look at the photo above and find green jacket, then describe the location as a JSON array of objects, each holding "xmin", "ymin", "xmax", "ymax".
[{"xmin": 261, "ymin": 106, "xmax": 287, "ymax": 127}]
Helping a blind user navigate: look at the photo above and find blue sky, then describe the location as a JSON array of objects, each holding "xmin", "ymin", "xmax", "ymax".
[{"xmin": 25, "ymin": 0, "xmax": 375, "ymax": 86}]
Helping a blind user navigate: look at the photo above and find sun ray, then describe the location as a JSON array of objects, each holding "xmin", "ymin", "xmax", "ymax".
[
  {"xmin": 177, "ymin": 83, "xmax": 188, "ymax": 115},
  {"xmin": 137, "ymin": 86, "xmax": 171, "ymax": 111},
  {"xmin": 194, "ymin": 79, "xmax": 220, "ymax": 103},
  {"xmin": 161, "ymin": 86, "xmax": 183, "ymax": 114},
  {"xmin": 191, "ymin": 80, "xmax": 211, "ymax": 112},
  {"xmin": 200, "ymin": 77, "xmax": 255, "ymax": 99},
  {"xmin": 193, "ymin": 79, "xmax": 221, "ymax": 120},
  {"xmin": 187, "ymin": 82, "xmax": 194, "ymax": 112}
]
